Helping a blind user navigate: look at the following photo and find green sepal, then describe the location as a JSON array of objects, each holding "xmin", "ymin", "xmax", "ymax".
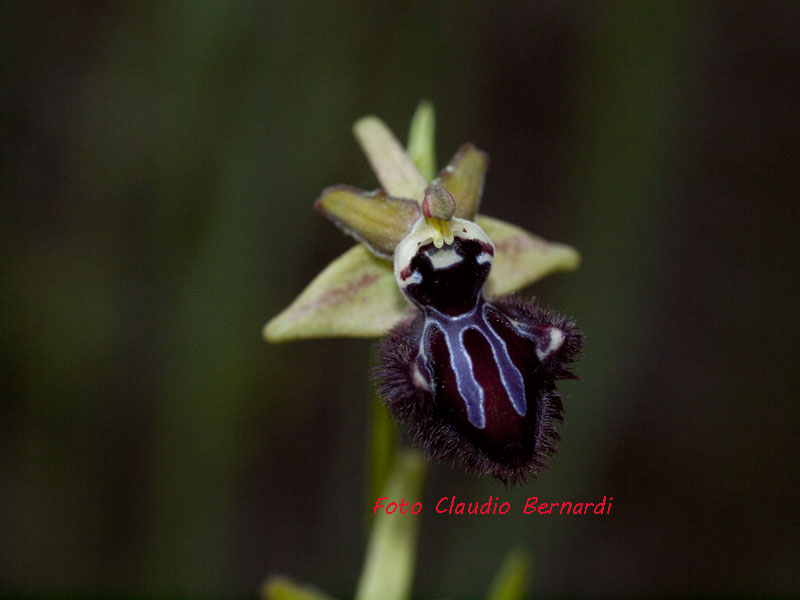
[
  {"xmin": 435, "ymin": 143, "xmax": 488, "ymax": 220},
  {"xmin": 314, "ymin": 186, "xmax": 420, "ymax": 258},
  {"xmin": 263, "ymin": 245, "xmax": 409, "ymax": 342},
  {"xmin": 265, "ymin": 218, "xmax": 579, "ymax": 341},
  {"xmin": 479, "ymin": 215, "xmax": 581, "ymax": 296}
]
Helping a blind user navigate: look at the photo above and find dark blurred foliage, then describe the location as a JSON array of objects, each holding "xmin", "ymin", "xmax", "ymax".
[{"xmin": 2, "ymin": 1, "xmax": 798, "ymax": 598}]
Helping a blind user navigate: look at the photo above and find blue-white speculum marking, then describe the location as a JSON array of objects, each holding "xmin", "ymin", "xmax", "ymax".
[{"xmin": 379, "ymin": 187, "xmax": 581, "ymax": 484}]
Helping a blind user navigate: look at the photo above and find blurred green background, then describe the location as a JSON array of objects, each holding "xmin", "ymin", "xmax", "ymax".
[{"xmin": 2, "ymin": 1, "xmax": 798, "ymax": 598}]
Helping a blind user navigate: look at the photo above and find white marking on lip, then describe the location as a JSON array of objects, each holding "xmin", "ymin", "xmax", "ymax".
[
  {"xmin": 426, "ymin": 247, "xmax": 463, "ymax": 270},
  {"xmin": 393, "ymin": 217, "xmax": 494, "ymax": 292},
  {"xmin": 536, "ymin": 327, "xmax": 565, "ymax": 360},
  {"xmin": 412, "ymin": 363, "xmax": 431, "ymax": 392},
  {"xmin": 399, "ymin": 270, "xmax": 422, "ymax": 289},
  {"xmin": 476, "ymin": 252, "xmax": 492, "ymax": 265}
]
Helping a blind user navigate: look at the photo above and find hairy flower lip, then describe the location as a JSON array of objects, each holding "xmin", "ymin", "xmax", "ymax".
[{"xmin": 376, "ymin": 293, "xmax": 582, "ymax": 486}]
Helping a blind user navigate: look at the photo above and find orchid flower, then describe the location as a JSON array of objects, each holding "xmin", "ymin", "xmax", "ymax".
[{"xmin": 264, "ymin": 103, "xmax": 582, "ymax": 484}]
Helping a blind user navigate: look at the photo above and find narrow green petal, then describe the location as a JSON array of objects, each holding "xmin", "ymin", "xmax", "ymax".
[
  {"xmin": 263, "ymin": 245, "xmax": 409, "ymax": 342},
  {"xmin": 262, "ymin": 575, "xmax": 336, "ymax": 600},
  {"xmin": 315, "ymin": 185, "xmax": 420, "ymax": 258},
  {"xmin": 434, "ymin": 143, "xmax": 488, "ymax": 220},
  {"xmin": 406, "ymin": 100, "xmax": 437, "ymax": 180},
  {"xmin": 478, "ymin": 215, "xmax": 581, "ymax": 295},
  {"xmin": 354, "ymin": 116, "xmax": 428, "ymax": 201},
  {"xmin": 485, "ymin": 547, "xmax": 532, "ymax": 600}
]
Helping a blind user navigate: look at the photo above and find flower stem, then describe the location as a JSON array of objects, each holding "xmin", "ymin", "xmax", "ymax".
[
  {"xmin": 355, "ymin": 450, "xmax": 427, "ymax": 600},
  {"xmin": 368, "ymin": 391, "xmax": 397, "ymax": 507}
]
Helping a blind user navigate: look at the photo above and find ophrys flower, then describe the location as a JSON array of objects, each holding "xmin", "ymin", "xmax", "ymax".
[{"xmin": 264, "ymin": 103, "xmax": 582, "ymax": 484}]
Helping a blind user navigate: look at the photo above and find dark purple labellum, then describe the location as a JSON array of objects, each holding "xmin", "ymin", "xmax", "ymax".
[{"xmin": 378, "ymin": 225, "xmax": 581, "ymax": 484}]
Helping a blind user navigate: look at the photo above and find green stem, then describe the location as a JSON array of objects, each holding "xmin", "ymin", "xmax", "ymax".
[
  {"xmin": 356, "ymin": 450, "xmax": 427, "ymax": 600},
  {"xmin": 485, "ymin": 547, "xmax": 532, "ymax": 600},
  {"xmin": 368, "ymin": 391, "xmax": 397, "ymax": 508}
]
